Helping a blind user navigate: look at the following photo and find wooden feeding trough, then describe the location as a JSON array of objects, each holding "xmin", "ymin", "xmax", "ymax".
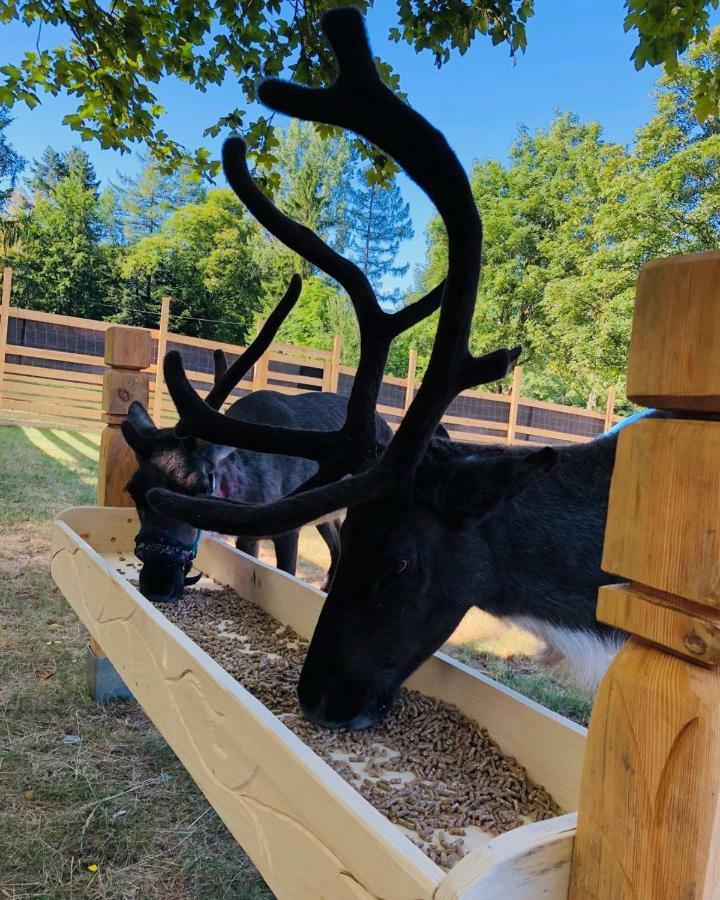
[
  {"xmin": 52, "ymin": 250, "xmax": 720, "ymax": 898},
  {"xmin": 51, "ymin": 506, "xmax": 584, "ymax": 899}
]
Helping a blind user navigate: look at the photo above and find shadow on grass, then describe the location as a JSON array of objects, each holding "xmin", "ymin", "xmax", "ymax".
[{"xmin": 0, "ymin": 425, "xmax": 98, "ymax": 526}]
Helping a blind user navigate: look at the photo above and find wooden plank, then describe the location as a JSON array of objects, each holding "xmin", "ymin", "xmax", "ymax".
[
  {"xmin": 435, "ymin": 813, "xmax": 576, "ymax": 899},
  {"xmin": 269, "ymin": 342, "xmax": 331, "ymax": 360},
  {"xmin": 197, "ymin": 534, "xmax": 586, "ymax": 814},
  {"xmin": 519, "ymin": 396, "xmax": 605, "ymax": 418},
  {"xmin": 443, "ymin": 429, "xmax": 507, "ymax": 445},
  {"xmin": 441, "ymin": 412, "xmax": 507, "ymax": 431},
  {"xmin": 5, "ymin": 378, "xmax": 102, "ymax": 404},
  {"xmin": 0, "ymin": 414, "xmax": 103, "ymax": 432},
  {"xmin": 8, "ymin": 307, "xmax": 110, "ymax": 331},
  {"xmin": 0, "ymin": 268, "xmax": 12, "ymax": 409},
  {"xmin": 598, "ymin": 583, "xmax": 720, "ymax": 665},
  {"xmin": 4, "ymin": 362, "xmax": 104, "ymax": 385},
  {"xmin": 627, "ymin": 250, "xmax": 720, "ymax": 410},
  {"xmin": 603, "ymin": 419, "xmax": 720, "ymax": 606},
  {"xmin": 266, "ymin": 369, "xmax": 325, "ymax": 388},
  {"xmin": 5, "ymin": 344, "xmax": 104, "ymax": 368},
  {"xmin": 513, "ymin": 425, "xmax": 589, "ymax": 444},
  {"xmin": 2, "ymin": 397, "xmax": 101, "ymax": 421},
  {"xmin": 51, "ymin": 513, "xmax": 442, "ymax": 900},
  {"xmin": 603, "ymin": 386, "xmax": 616, "ymax": 432},
  {"xmin": 457, "ymin": 387, "xmax": 511, "ymax": 404}
]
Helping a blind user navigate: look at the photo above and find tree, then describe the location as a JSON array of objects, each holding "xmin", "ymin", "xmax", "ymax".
[
  {"xmin": 6, "ymin": 160, "xmax": 120, "ymax": 317},
  {"xmin": 345, "ymin": 173, "xmax": 413, "ymax": 305},
  {"xmin": 120, "ymin": 189, "xmax": 263, "ymax": 343},
  {"xmin": 251, "ymin": 120, "xmax": 355, "ymax": 297},
  {"xmin": 0, "ymin": 107, "xmax": 24, "ymax": 247},
  {"xmin": 1, "ymin": 2, "xmax": 716, "ymax": 175},
  {"xmin": 28, "ymin": 145, "xmax": 99, "ymax": 198},
  {"xmin": 114, "ymin": 155, "xmax": 206, "ymax": 244},
  {"xmin": 418, "ymin": 34, "xmax": 720, "ymax": 408}
]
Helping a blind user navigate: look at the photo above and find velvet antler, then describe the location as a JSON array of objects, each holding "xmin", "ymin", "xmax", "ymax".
[{"xmin": 149, "ymin": 8, "xmax": 519, "ymax": 535}]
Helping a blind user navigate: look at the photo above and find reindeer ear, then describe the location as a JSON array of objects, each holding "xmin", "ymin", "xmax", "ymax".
[
  {"xmin": 121, "ymin": 402, "xmax": 157, "ymax": 456},
  {"xmin": 428, "ymin": 447, "xmax": 557, "ymax": 521}
]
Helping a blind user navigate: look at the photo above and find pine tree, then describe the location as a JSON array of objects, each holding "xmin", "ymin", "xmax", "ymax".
[
  {"xmin": 0, "ymin": 108, "xmax": 24, "ymax": 248},
  {"xmin": 28, "ymin": 147, "xmax": 68, "ymax": 197},
  {"xmin": 114, "ymin": 154, "xmax": 205, "ymax": 243},
  {"xmin": 345, "ymin": 174, "xmax": 413, "ymax": 305}
]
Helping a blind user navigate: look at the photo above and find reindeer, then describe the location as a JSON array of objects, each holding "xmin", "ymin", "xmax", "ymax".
[
  {"xmin": 122, "ymin": 276, "xmax": 392, "ymax": 604},
  {"xmin": 147, "ymin": 8, "xmax": 627, "ymax": 727}
]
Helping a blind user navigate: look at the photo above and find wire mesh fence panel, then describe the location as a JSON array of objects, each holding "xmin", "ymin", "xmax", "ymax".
[{"xmin": 0, "ymin": 305, "xmax": 614, "ymax": 445}]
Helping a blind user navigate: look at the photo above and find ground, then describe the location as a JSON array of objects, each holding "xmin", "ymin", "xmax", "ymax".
[{"xmin": 0, "ymin": 423, "xmax": 592, "ymax": 899}]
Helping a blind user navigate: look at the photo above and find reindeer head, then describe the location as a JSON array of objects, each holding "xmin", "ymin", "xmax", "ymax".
[
  {"xmin": 122, "ymin": 274, "xmax": 303, "ymax": 604},
  {"xmin": 147, "ymin": 8, "xmax": 557, "ymax": 726}
]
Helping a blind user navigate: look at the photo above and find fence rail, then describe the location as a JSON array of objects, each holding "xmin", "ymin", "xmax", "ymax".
[{"xmin": 0, "ymin": 267, "xmax": 619, "ymax": 444}]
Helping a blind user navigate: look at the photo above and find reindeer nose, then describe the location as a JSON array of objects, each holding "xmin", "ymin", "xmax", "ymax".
[{"xmin": 298, "ymin": 691, "xmax": 327, "ymax": 725}]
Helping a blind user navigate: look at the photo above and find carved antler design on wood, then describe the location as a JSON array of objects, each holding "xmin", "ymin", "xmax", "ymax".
[{"xmin": 150, "ymin": 7, "xmax": 520, "ymax": 535}]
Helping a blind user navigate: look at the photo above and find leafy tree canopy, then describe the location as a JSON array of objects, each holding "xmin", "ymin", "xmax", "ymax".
[{"xmin": 0, "ymin": 1, "xmax": 717, "ymax": 178}]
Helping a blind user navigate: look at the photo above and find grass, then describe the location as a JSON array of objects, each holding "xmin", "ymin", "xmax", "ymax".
[
  {"xmin": 0, "ymin": 425, "xmax": 273, "ymax": 899},
  {"xmin": 0, "ymin": 422, "xmax": 593, "ymax": 898}
]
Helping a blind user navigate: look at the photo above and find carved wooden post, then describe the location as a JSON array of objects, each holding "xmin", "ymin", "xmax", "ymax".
[
  {"xmin": 252, "ymin": 323, "xmax": 270, "ymax": 392},
  {"xmin": 98, "ymin": 326, "xmax": 152, "ymax": 507},
  {"xmin": 569, "ymin": 251, "xmax": 720, "ymax": 898},
  {"xmin": 506, "ymin": 364, "xmax": 522, "ymax": 444},
  {"xmin": 91, "ymin": 325, "xmax": 152, "ymax": 702}
]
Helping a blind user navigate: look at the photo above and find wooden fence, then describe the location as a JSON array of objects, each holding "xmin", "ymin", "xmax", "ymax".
[{"xmin": 0, "ymin": 267, "xmax": 619, "ymax": 445}]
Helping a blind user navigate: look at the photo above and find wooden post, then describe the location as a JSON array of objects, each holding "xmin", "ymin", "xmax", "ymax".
[
  {"xmin": 152, "ymin": 294, "xmax": 172, "ymax": 423},
  {"xmin": 252, "ymin": 320, "xmax": 270, "ymax": 392},
  {"xmin": 92, "ymin": 324, "xmax": 152, "ymax": 701},
  {"xmin": 328, "ymin": 333, "xmax": 343, "ymax": 393},
  {"xmin": 506, "ymin": 364, "xmax": 522, "ymax": 444},
  {"xmin": 569, "ymin": 250, "xmax": 720, "ymax": 899},
  {"xmin": 404, "ymin": 347, "xmax": 418, "ymax": 413},
  {"xmin": 0, "ymin": 267, "xmax": 12, "ymax": 410},
  {"xmin": 603, "ymin": 385, "xmax": 616, "ymax": 433},
  {"xmin": 98, "ymin": 326, "xmax": 152, "ymax": 507}
]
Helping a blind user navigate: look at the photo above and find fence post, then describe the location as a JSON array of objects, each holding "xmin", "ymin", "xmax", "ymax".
[
  {"xmin": 603, "ymin": 385, "xmax": 616, "ymax": 432},
  {"xmin": 404, "ymin": 348, "xmax": 418, "ymax": 413},
  {"xmin": 92, "ymin": 325, "xmax": 151, "ymax": 701},
  {"xmin": 328, "ymin": 333, "xmax": 343, "ymax": 393},
  {"xmin": 252, "ymin": 320, "xmax": 270, "ymax": 392},
  {"xmin": 506, "ymin": 364, "xmax": 523, "ymax": 444},
  {"xmin": 0, "ymin": 267, "xmax": 12, "ymax": 411},
  {"xmin": 569, "ymin": 251, "xmax": 720, "ymax": 898},
  {"xmin": 98, "ymin": 326, "xmax": 152, "ymax": 507},
  {"xmin": 152, "ymin": 294, "xmax": 172, "ymax": 423}
]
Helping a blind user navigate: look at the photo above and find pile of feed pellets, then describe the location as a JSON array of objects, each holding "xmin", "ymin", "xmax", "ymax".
[{"xmin": 114, "ymin": 553, "xmax": 562, "ymax": 871}]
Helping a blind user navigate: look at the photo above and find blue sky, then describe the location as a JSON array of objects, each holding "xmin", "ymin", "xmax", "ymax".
[{"xmin": 2, "ymin": 1, "xmax": 718, "ymax": 287}]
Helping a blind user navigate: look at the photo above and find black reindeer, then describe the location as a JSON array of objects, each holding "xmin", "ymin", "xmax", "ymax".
[
  {"xmin": 148, "ymin": 8, "xmax": 625, "ymax": 726},
  {"xmin": 122, "ymin": 275, "xmax": 392, "ymax": 604}
]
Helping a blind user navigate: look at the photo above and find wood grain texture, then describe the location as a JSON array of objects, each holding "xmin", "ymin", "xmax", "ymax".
[
  {"xmin": 627, "ymin": 250, "xmax": 720, "ymax": 409},
  {"xmin": 569, "ymin": 637, "xmax": 720, "ymax": 899},
  {"xmin": 104, "ymin": 326, "xmax": 152, "ymax": 370},
  {"xmin": 435, "ymin": 813, "xmax": 576, "ymax": 900},
  {"xmin": 53, "ymin": 506, "xmax": 583, "ymax": 899},
  {"xmin": 51, "ymin": 514, "xmax": 442, "ymax": 900},
  {"xmin": 603, "ymin": 419, "xmax": 720, "ymax": 607},
  {"xmin": 598, "ymin": 583, "xmax": 720, "ymax": 664}
]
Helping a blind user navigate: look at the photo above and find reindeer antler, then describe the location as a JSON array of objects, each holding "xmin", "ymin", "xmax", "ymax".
[
  {"xmin": 149, "ymin": 7, "xmax": 519, "ymax": 536},
  {"xmin": 197, "ymin": 274, "xmax": 303, "ymax": 413}
]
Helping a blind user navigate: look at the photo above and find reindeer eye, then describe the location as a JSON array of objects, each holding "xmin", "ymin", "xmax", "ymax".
[{"xmin": 391, "ymin": 558, "xmax": 408, "ymax": 575}]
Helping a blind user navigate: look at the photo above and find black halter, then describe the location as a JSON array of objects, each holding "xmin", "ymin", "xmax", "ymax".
[{"xmin": 134, "ymin": 528, "xmax": 203, "ymax": 586}]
